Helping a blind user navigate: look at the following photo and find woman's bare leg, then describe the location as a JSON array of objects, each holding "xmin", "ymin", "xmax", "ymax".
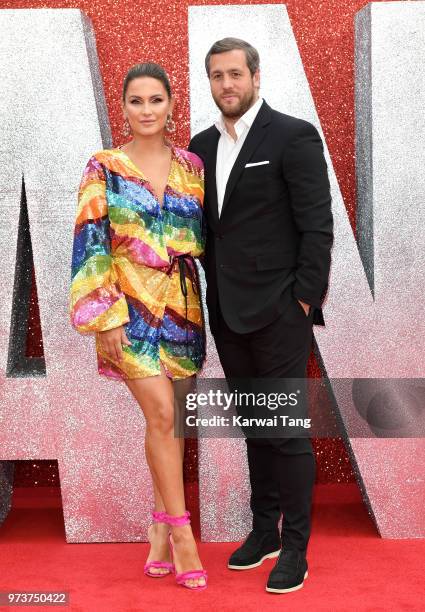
[
  {"xmin": 148, "ymin": 372, "xmax": 193, "ymax": 506},
  {"xmin": 142, "ymin": 375, "xmax": 189, "ymax": 574},
  {"xmin": 142, "ymin": 442, "xmax": 171, "ymax": 575},
  {"xmin": 173, "ymin": 374, "xmax": 196, "ymax": 457},
  {"xmin": 124, "ymin": 368, "xmax": 205, "ymax": 587}
]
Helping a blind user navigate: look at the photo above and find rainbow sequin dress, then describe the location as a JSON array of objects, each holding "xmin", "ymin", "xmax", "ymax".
[{"xmin": 69, "ymin": 145, "xmax": 205, "ymax": 381}]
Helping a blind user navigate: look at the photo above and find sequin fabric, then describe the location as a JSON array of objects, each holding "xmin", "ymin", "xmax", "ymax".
[{"xmin": 69, "ymin": 145, "xmax": 205, "ymax": 381}]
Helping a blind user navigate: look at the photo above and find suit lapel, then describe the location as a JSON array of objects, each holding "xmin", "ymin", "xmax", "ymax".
[
  {"xmin": 220, "ymin": 101, "xmax": 272, "ymax": 217},
  {"xmin": 204, "ymin": 127, "xmax": 220, "ymax": 226}
]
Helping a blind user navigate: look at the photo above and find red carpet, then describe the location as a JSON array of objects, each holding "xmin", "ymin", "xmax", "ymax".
[{"xmin": 0, "ymin": 484, "xmax": 423, "ymax": 612}]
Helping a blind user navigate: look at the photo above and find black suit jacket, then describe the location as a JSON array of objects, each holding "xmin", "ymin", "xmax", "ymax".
[{"xmin": 188, "ymin": 100, "xmax": 333, "ymax": 335}]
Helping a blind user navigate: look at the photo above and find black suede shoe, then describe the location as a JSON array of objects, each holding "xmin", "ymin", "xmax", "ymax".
[
  {"xmin": 228, "ymin": 530, "xmax": 281, "ymax": 570},
  {"xmin": 266, "ymin": 549, "xmax": 308, "ymax": 593}
]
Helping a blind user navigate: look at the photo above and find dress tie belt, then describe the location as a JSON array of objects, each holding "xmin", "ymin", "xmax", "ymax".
[{"xmin": 168, "ymin": 254, "xmax": 200, "ymax": 356}]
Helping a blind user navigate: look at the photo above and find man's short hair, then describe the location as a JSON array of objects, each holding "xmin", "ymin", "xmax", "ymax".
[{"xmin": 205, "ymin": 37, "xmax": 260, "ymax": 77}]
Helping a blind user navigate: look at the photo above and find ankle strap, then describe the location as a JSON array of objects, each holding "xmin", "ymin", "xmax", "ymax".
[
  {"xmin": 152, "ymin": 510, "xmax": 167, "ymax": 523},
  {"xmin": 161, "ymin": 510, "xmax": 191, "ymax": 526}
]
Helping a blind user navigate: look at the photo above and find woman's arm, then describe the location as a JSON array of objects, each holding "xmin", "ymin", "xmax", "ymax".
[{"xmin": 69, "ymin": 155, "xmax": 130, "ymax": 335}]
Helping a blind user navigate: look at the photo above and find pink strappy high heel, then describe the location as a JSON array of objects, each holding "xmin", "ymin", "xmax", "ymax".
[
  {"xmin": 143, "ymin": 510, "xmax": 175, "ymax": 578},
  {"xmin": 162, "ymin": 510, "xmax": 207, "ymax": 590}
]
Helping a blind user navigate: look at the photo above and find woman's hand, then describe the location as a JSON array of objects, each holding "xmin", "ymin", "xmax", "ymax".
[{"xmin": 96, "ymin": 326, "xmax": 132, "ymax": 362}]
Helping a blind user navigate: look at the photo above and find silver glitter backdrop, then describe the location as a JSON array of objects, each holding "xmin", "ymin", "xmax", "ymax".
[
  {"xmin": 189, "ymin": 2, "xmax": 425, "ymax": 540},
  {"xmin": 0, "ymin": 10, "xmax": 152, "ymax": 542},
  {"xmin": 347, "ymin": 1, "xmax": 425, "ymax": 538}
]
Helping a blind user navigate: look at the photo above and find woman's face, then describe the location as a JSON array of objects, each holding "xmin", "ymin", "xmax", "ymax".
[{"xmin": 122, "ymin": 76, "xmax": 174, "ymax": 138}]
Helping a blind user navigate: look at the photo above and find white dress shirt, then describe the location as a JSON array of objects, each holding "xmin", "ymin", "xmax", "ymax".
[{"xmin": 215, "ymin": 97, "xmax": 263, "ymax": 217}]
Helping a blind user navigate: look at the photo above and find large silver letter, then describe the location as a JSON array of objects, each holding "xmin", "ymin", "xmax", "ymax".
[{"xmin": 0, "ymin": 9, "xmax": 152, "ymax": 542}]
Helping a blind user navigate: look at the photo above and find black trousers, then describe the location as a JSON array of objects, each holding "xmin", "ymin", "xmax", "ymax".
[{"xmin": 213, "ymin": 292, "xmax": 316, "ymax": 553}]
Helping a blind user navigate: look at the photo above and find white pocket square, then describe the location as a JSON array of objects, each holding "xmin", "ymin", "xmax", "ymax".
[{"xmin": 245, "ymin": 160, "xmax": 270, "ymax": 168}]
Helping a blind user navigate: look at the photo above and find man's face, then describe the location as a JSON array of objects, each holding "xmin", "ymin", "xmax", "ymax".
[{"xmin": 208, "ymin": 49, "xmax": 260, "ymax": 119}]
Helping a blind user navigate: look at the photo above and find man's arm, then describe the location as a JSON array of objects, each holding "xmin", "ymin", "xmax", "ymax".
[
  {"xmin": 188, "ymin": 134, "xmax": 203, "ymax": 157},
  {"xmin": 188, "ymin": 134, "xmax": 206, "ymax": 272},
  {"xmin": 282, "ymin": 121, "xmax": 333, "ymax": 309}
]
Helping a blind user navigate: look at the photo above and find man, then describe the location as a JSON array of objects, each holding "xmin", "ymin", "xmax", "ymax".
[{"xmin": 189, "ymin": 38, "xmax": 333, "ymax": 593}]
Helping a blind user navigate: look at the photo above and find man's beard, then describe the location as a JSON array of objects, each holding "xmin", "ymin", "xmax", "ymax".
[{"xmin": 214, "ymin": 88, "xmax": 256, "ymax": 119}]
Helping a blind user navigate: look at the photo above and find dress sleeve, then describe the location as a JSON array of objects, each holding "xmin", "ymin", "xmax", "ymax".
[
  {"xmin": 282, "ymin": 121, "xmax": 333, "ymax": 308},
  {"xmin": 185, "ymin": 149, "xmax": 206, "ymax": 259},
  {"xmin": 69, "ymin": 155, "xmax": 130, "ymax": 334}
]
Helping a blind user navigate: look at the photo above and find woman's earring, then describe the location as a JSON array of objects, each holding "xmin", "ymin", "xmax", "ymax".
[
  {"xmin": 165, "ymin": 114, "xmax": 176, "ymax": 133},
  {"xmin": 122, "ymin": 118, "xmax": 131, "ymax": 137}
]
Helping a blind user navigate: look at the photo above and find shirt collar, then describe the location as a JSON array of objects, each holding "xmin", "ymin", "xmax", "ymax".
[{"xmin": 215, "ymin": 97, "xmax": 263, "ymax": 139}]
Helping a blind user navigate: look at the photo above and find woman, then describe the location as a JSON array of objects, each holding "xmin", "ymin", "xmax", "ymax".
[{"xmin": 69, "ymin": 63, "xmax": 207, "ymax": 590}]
